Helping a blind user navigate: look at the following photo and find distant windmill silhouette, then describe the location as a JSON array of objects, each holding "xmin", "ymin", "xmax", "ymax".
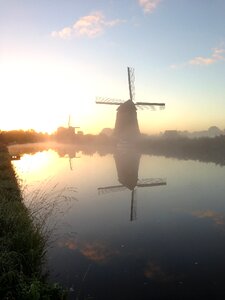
[
  {"xmin": 55, "ymin": 115, "xmax": 81, "ymax": 144},
  {"xmin": 68, "ymin": 115, "xmax": 80, "ymax": 134},
  {"xmin": 96, "ymin": 67, "xmax": 165, "ymax": 141},
  {"xmin": 98, "ymin": 149, "xmax": 166, "ymax": 221}
]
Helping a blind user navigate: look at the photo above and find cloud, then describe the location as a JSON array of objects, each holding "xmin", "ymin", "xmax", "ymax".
[
  {"xmin": 138, "ymin": 0, "xmax": 161, "ymax": 13},
  {"xmin": 58, "ymin": 238, "xmax": 78, "ymax": 250},
  {"xmin": 171, "ymin": 47, "xmax": 225, "ymax": 69},
  {"xmin": 51, "ymin": 27, "xmax": 72, "ymax": 39},
  {"xmin": 51, "ymin": 11, "xmax": 125, "ymax": 39},
  {"xmin": 192, "ymin": 210, "xmax": 225, "ymax": 226},
  {"xmin": 58, "ymin": 238, "xmax": 119, "ymax": 263},
  {"xmin": 144, "ymin": 261, "xmax": 173, "ymax": 282},
  {"xmin": 188, "ymin": 47, "xmax": 225, "ymax": 66},
  {"xmin": 189, "ymin": 56, "xmax": 215, "ymax": 66},
  {"xmin": 80, "ymin": 241, "xmax": 119, "ymax": 263}
]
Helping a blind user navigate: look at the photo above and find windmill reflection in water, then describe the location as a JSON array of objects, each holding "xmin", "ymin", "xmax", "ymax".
[{"xmin": 98, "ymin": 148, "xmax": 166, "ymax": 221}]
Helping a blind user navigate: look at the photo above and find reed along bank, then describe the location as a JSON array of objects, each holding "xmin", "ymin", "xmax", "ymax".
[{"xmin": 0, "ymin": 144, "xmax": 66, "ymax": 300}]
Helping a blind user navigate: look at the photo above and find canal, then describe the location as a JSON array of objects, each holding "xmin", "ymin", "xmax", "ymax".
[{"xmin": 9, "ymin": 142, "xmax": 225, "ymax": 299}]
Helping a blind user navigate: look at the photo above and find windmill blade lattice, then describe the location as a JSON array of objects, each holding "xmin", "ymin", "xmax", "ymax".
[
  {"xmin": 137, "ymin": 178, "xmax": 167, "ymax": 187},
  {"xmin": 135, "ymin": 102, "xmax": 165, "ymax": 111},
  {"xmin": 128, "ymin": 67, "xmax": 135, "ymax": 102},
  {"xmin": 98, "ymin": 185, "xmax": 127, "ymax": 194},
  {"xmin": 96, "ymin": 97, "xmax": 125, "ymax": 105}
]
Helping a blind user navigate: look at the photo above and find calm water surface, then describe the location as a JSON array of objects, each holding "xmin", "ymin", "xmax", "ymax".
[{"xmin": 10, "ymin": 143, "xmax": 225, "ymax": 299}]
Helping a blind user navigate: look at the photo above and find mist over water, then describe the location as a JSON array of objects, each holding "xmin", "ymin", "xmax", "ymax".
[{"xmin": 10, "ymin": 142, "xmax": 225, "ymax": 299}]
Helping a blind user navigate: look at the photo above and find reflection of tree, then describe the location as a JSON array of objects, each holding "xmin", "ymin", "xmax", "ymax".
[
  {"xmin": 9, "ymin": 143, "xmax": 82, "ymax": 170},
  {"xmin": 8, "ymin": 143, "xmax": 56, "ymax": 157},
  {"xmin": 8, "ymin": 134, "xmax": 225, "ymax": 167},
  {"xmin": 3, "ymin": 128, "xmax": 225, "ymax": 167},
  {"xmin": 139, "ymin": 136, "xmax": 225, "ymax": 166},
  {"xmin": 98, "ymin": 148, "xmax": 166, "ymax": 221}
]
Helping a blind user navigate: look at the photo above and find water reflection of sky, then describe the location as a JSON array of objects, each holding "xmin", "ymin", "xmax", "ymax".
[{"xmin": 11, "ymin": 144, "xmax": 225, "ymax": 299}]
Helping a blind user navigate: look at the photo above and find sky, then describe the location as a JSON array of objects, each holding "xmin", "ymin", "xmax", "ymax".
[{"xmin": 0, "ymin": 0, "xmax": 225, "ymax": 135}]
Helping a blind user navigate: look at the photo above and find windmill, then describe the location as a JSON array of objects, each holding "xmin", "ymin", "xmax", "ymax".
[
  {"xmin": 96, "ymin": 67, "xmax": 165, "ymax": 142},
  {"xmin": 68, "ymin": 115, "xmax": 80, "ymax": 134},
  {"xmin": 98, "ymin": 149, "xmax": 166, "ymax": 221},
  {"xmin": 55, "ymin": 115, "xmax": 81, "ymax": 143}
]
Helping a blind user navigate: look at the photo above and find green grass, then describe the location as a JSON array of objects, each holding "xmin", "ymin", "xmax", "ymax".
[{"xmin": 0, "ymin": 145, "xmax": 67, "ymax": 299}]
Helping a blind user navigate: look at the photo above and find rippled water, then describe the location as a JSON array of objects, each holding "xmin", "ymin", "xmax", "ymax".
[{"xmin": 10, "ymin": 143, "xmax": 225, "ymax": 299}]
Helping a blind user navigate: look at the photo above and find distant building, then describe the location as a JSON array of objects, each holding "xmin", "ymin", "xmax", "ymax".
[
  {"xmin": 163, "ymin": 130, "xmax": 180, "ymax": 139},
  {"xmin": 207, "ymin": 126, "xmax": 222, "ymax": 137},
  {"xmin": 188, "ymin": 126, "xmax": 223, "ymax": 138},
  {"xmin": 77, "ymin": 131, "xmax": 83, "ymax": 135}
]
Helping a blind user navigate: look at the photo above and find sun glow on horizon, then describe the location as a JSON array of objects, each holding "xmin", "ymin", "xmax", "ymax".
[
  {"xmin": 0, "ymin": 54, "xmax": 114, "ymax": 134},
  {"xmin": 1, "ymin": 0, "xmax": 225, "ymax": 137},
  {"xmin": 1, "ymin": 51, "xmax": 225, "ymax": 136},
  {"xmin": 0, "ymin": 54, "xmax": 164, "ymax": 135}
]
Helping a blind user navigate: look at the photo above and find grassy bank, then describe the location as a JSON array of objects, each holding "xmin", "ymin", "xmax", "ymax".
[{"xmin": 0, "ymin": 144, "xmax": 67, "ymax": 299}]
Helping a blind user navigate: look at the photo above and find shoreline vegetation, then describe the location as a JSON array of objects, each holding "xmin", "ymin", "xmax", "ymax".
[
  {"xmin": 139, "ymin": 135, "xmax": 225, "ymax": 166},
  {"xmin": 0, "ymin": 144, "xmax": 67, "ymax": 299},
  {"xmin": 3, "ymin": 128, "xmax": 225, "ymax": 166}
]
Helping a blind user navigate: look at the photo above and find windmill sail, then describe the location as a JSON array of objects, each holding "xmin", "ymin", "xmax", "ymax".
[
  {"xmin": 96, "ymin": 97, "xmax": 125, "ymax": 105},
  {"xmin": 128, "ymin": 67, "xmax": 135, "ymax": 102}
]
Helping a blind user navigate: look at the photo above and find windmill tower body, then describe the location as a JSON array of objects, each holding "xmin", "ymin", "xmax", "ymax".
[
  {"xmin": 96, "ymin": 67, "xmax": 165, "ymax": 142},
  {"xmin": 114, "ymin": 100, "xmax": 140, "ymax": 141}
]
